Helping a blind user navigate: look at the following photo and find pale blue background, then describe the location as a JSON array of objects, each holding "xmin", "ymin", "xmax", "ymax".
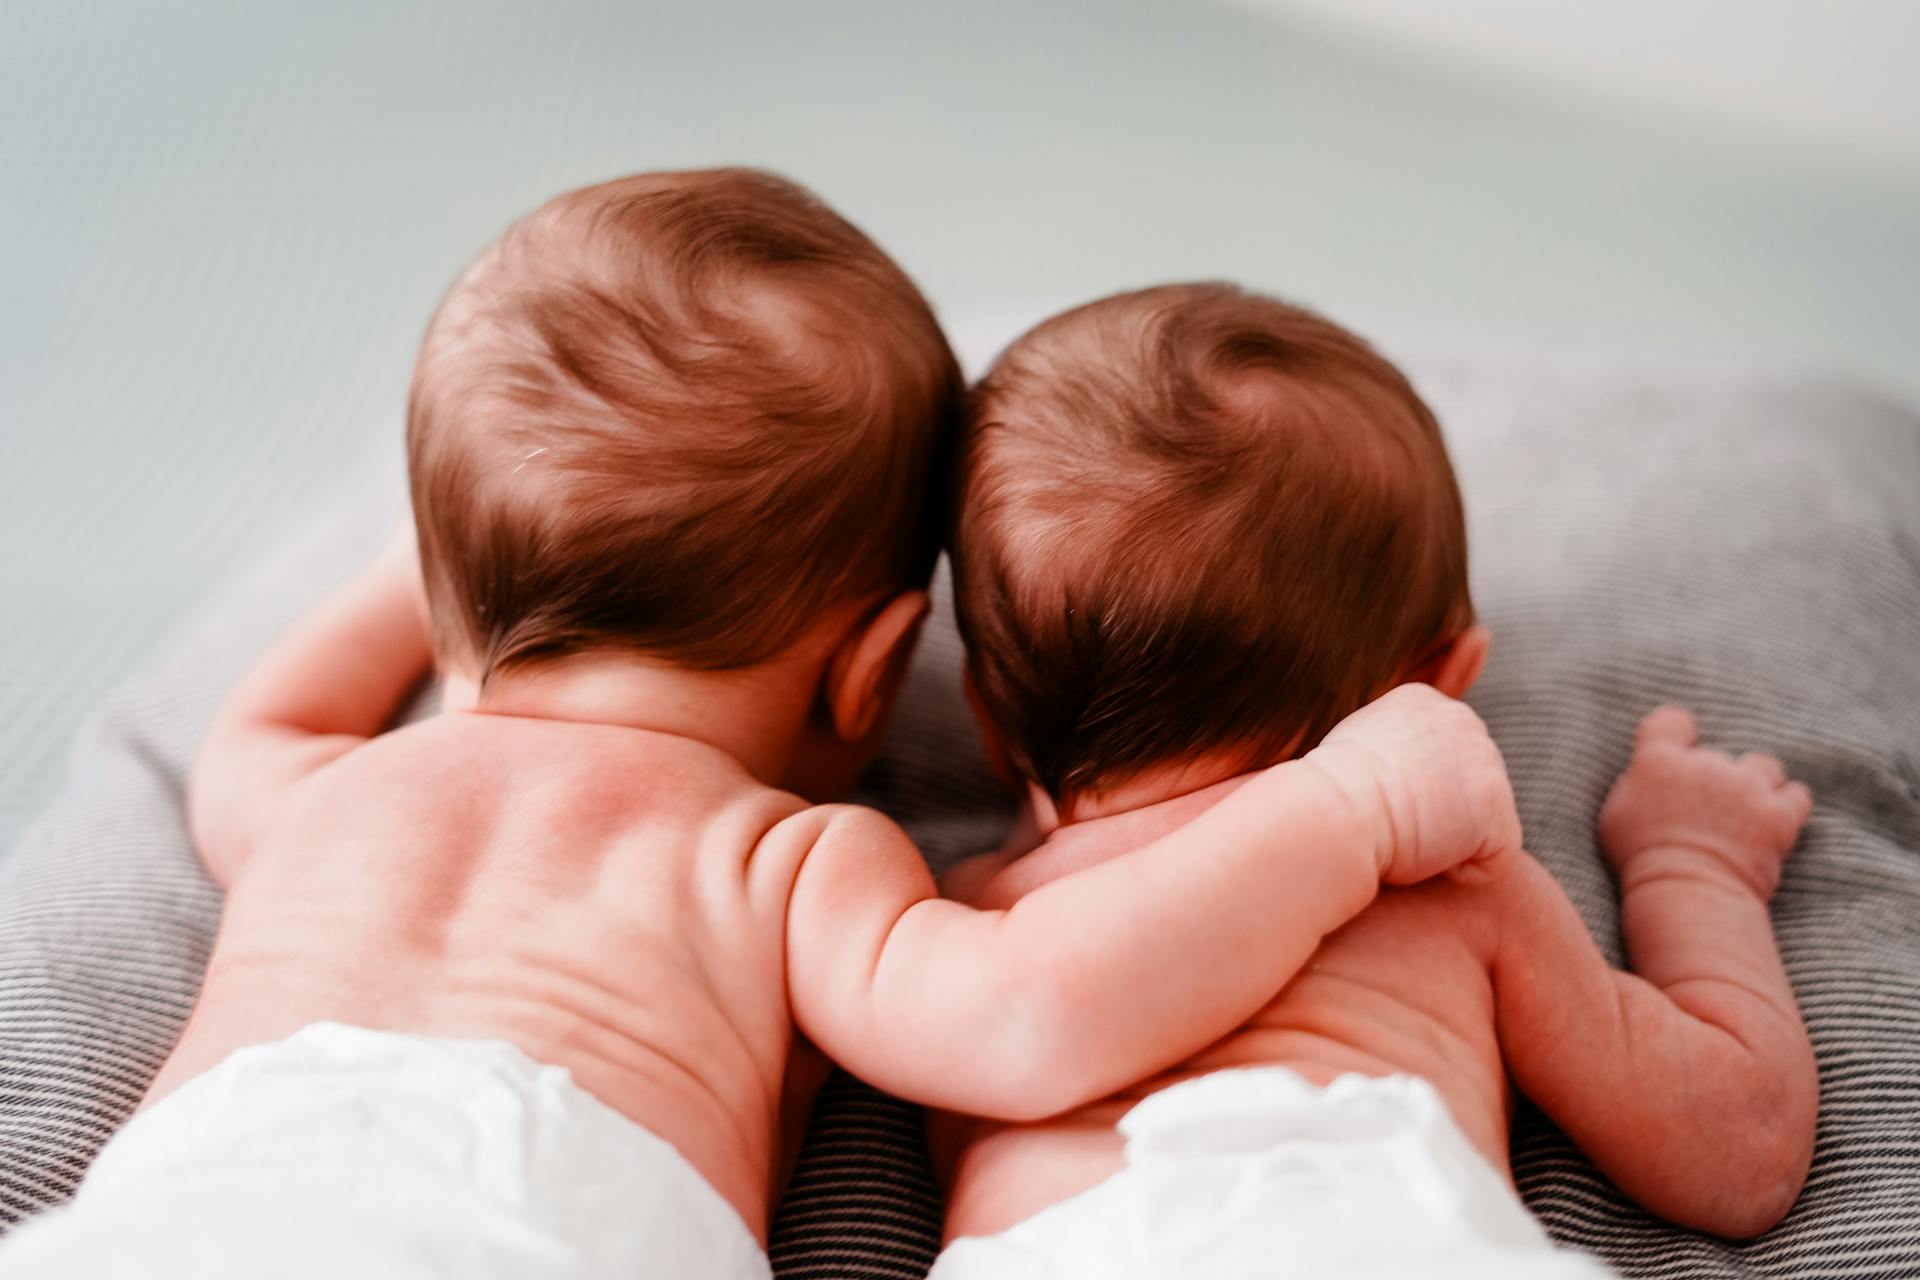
[{"xmin": 3, "ymin": 0, "xmax": 1916, "ymax": 852}]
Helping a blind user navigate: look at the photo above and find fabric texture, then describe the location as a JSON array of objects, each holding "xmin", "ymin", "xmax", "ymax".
[
  {"xmin": 0, "ymin": 1021, "xmax": 770, "ymax": 1279},
  {"xmin": 1, "ymin": 342, "xmax": 1917, "ymax": 1279},
  {"xmin": 929, "ymin": 1067, "xmax": 1614, "ymax": 1280}
]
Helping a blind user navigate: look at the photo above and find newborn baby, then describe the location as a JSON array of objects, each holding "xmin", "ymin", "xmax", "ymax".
[
  {"xmin": 931, "ymin": 284, "xmax": 1819, "ymax": 1277},
  {"xmin": 0, "ymin": 176, "xmax": 1518, "ymax": 1278}
]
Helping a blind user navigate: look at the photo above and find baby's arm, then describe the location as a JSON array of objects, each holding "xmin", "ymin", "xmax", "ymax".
[
  {"xmin": 789, "ymin": 684, "xmax": 1521, "ymax": 1122},
  {"xmin": 188, "ymin": 528, "xmax": 433, "ymax": 885},
  {"xmin": 1490, "ymin": 707, "xmax": 1817, "ymax": 1238}
]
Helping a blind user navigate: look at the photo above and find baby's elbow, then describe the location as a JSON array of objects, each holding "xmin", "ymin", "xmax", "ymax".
[
  {"xmin": 185, "ymin": 753, "xmax": 269, "ymax": 890},
  {"xmin": 1681, "ymin": 1096, "xmax": 1816, "ymax": 1239},
  {"xmin": 1731, "ymin": 1114, "xmax": 1816, "ymax": 1237},
  {"xmin": 184, "ymin": 776, "xmax": 240, "ymax": 887},
  {"xmin": 965, "ymin": 974, "xmax": 1111, "ymax": 1123},
  {"xmin": 1729, "ymin": 1053, "xmax": 1819, "ymax": 1236},
  {"xmin": 961, "ymin": 1073, "xmax": 1084, "ymax": 1125},
  {"xmin": 1685, "ymin": 1161, "xmax": 1804, "ymax": 1240},
  {"xmin": 1651, "ymin": 1028, "xmax": 1817, "ymax": 1238}
]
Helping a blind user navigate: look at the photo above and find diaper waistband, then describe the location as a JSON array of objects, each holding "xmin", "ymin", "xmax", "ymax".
[{"xmin": 1119, "ymin": 1067, "xmax": 1451, "ymax": 1161}]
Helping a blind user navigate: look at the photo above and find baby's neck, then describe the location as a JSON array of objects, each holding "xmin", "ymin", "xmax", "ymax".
[
  {"xmin": 1050, "ymin": 756, "xmax": 1258, "ymax": 829},
  {"xmin": 988, "ymin": 765, "xmax": 1262, "ymax": 903},
  {"xmin": 463, "ymin": 652, "xmax": 820, "ymax": 788}
]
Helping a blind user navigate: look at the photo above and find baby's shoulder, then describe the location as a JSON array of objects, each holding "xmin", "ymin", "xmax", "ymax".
[{"xmin": 289, "ymin": 713, "xmax": 798, "ymax": 836}]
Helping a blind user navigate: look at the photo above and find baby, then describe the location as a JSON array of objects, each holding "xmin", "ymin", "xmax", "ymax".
[
  {"xmin": 0, "ymin": 176, "xmax": 1520, "ymax": 1278},
  {"xmin": 929, "ymin": 284, "xmax": 1820, "ymax": 1277}
]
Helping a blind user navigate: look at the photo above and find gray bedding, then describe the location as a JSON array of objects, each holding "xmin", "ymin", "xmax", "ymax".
[{"xmin": 2, "ymin": 341, "xmax": 1917, "ymax": 1278}]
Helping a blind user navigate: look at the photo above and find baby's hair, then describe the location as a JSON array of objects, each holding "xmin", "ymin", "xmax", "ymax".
[
  {"xmin": 408, "ymin": 168, "xmax": 962, "ymax": 681},
  {"xmin": 952, "ymin": 283, "xmax": 1473, "ymax": 806}
]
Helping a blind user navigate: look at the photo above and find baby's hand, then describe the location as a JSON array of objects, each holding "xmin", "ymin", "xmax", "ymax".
[
  {"xmin": 1303, "ymin": 683, "xmax": 1522, "ymax": 886},
  {"xmin": 1598, "ymin": 706, "xmax": 1812, "ymax": 900}
]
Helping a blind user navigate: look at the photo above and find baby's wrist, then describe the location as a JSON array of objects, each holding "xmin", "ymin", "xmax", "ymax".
[
  {"xmin": 1613, "ymin": 840, "xmax": 1776, "ymax": 900},
  {"xmin": 1295, "ymin": 751, "xmax": 1391, "ymax": 881}
]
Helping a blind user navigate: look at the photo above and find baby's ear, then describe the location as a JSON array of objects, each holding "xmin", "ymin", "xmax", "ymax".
[
  {"xmin": 824, "ymin": 591, "xmax": 930, "ymax": 744},
  {"xmin": 1410, "ymin": 624, "xmax": 1492, "ymax": 699}
]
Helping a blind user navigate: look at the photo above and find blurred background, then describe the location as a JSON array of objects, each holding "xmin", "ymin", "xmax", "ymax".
[{"xmin": 2, "ymin": 0, "xmax": 1916, "ymax": 853}]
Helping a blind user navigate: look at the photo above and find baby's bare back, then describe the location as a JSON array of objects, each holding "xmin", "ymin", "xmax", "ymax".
[
  {"xmin": 940, "ymin": 869, "xmax": 1517, "ymax": 1242},
  {"xmin": 155, "ymin": 712, "xmax": 816, "ymax": 1238}
]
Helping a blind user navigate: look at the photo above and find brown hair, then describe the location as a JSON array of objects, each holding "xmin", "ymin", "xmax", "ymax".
[
  {"xmin": 952, "ymin": 283, "xmax": 1472, "ymax": 805},
  {"xmin": 407, "ymin": 168, "xmax": 962, "ymax": 680}
]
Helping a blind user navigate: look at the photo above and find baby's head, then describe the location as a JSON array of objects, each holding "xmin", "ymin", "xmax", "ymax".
[
  {"xmin": 409, "ymin": 169, "xmax": 961, "ymax": 773},
  {"xmin": 953, "ymin": 283, "xmax": 1485, "ymax": 819}
]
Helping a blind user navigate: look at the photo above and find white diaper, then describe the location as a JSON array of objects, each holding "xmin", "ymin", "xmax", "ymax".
[
  {"xmin": 932, "ymin": 1067, "xmax": 1615, "ymax": 1280},
  {"xmin": 0, "ymin": 1021, "xmax": 770, "ymax": 1280}
]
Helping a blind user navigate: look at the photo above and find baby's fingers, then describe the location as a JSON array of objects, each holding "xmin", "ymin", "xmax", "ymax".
[
  {"xmin": 1636, "ymin": 705, "xmax": 1698, "ymax": 752},
  {"xmin": 1781, "ymin": 780, "xmax": 1814, "ymax": 828},
  {"xmin": 1740, "ymin": 752, "xmax": 1787, "ymax": 787}
]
